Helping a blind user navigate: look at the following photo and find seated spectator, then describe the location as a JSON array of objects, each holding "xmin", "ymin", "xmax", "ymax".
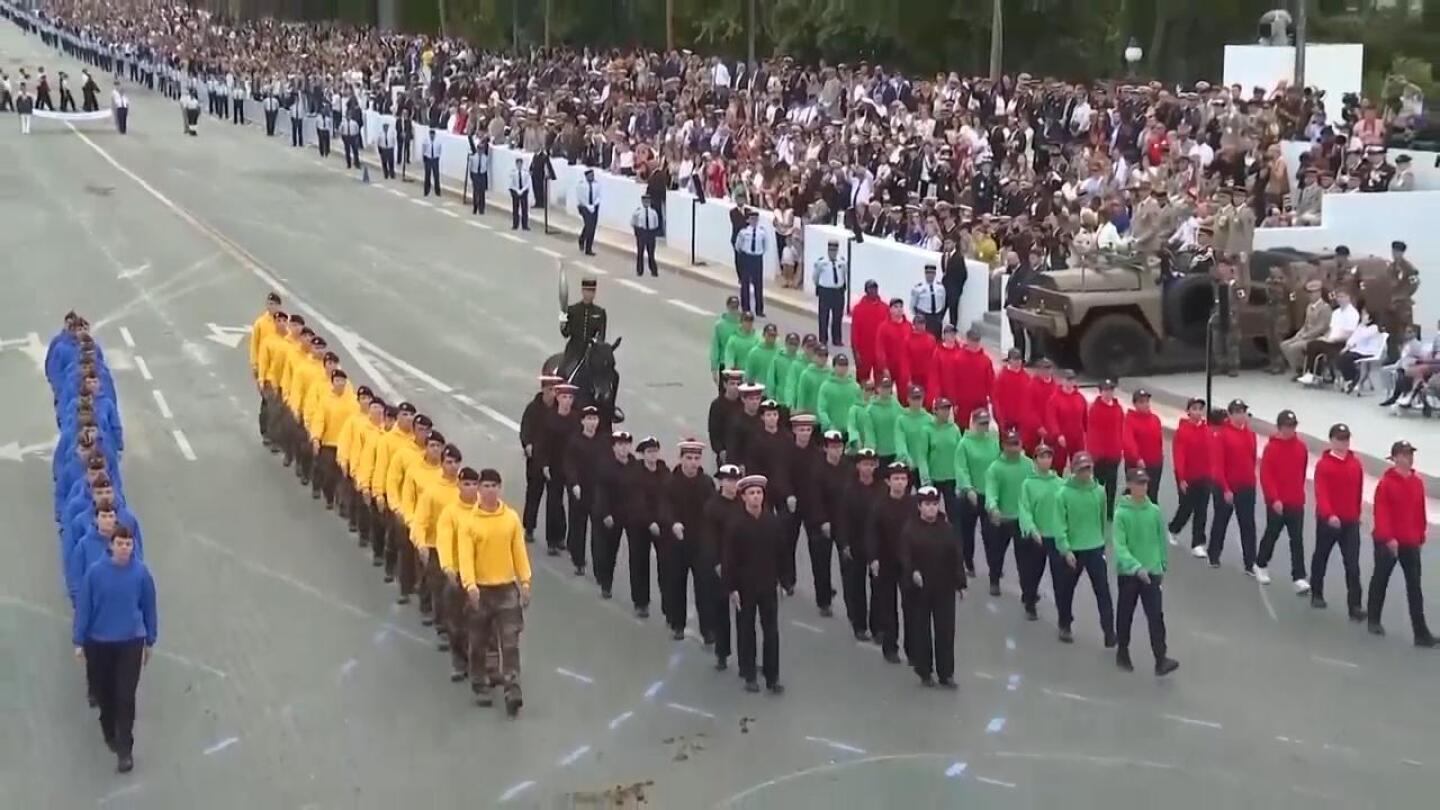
[
  {"xmin": 1333, "ymin": 309, "xmax": 1386, "ymax": 393},
  {"xmin": 1380, "ymin": 324, "xmax": 1428, "ymax": 407},
  {"xmin": 1299, "ymin": 289, "xmax": 1360, "ymax": 384}
]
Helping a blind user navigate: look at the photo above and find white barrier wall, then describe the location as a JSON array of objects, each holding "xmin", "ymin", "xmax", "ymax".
[
  {"xmin": 1254, "ymin": 190, "xmax": 1440, "ymax": 325},
  {"xmin": 1223, "ymin": 44, "xmax": 1363, "ymax": 107},
  {"xmin": 1280, "ymin": 141, "xmax": 1440, "ymax": 191}
]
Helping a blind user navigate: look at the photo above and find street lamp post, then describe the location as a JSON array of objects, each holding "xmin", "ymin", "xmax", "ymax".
[{"xmin": 1124, "ymin": 37, "xmax": 1143, "ymax": 79}]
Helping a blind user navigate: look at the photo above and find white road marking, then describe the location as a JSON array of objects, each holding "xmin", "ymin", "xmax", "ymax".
[
  {"xmin": 99, "ymin": 782, "xmax": 146, "ymax": 804},
  {"xmin": 972, "ymin": 670, "xmax": 997, "ymax": 680},
  {"xmin": 975, "ymin": 776, "xmax": 1017, "ymax": 789},
  {"xmin": 533, "ymin": 246, "xmax": 564, "ymax": 259},
  {"xmin": 202, "ymin": 736, "xmax": 239, "ymax": 756},
  {"xmin": 1258, "ymin": 581, "xmax": 1278, "ymax": 621},
  {"xmin": 500, "ymin": 232, "xmax": 526, "ymax": 244},
  {"xmin": 386, "ymin": 188, "xmax": 406, "ymax": 197},
  {"xmin": 1403, "ymin": 759, "xmax": 1423, "ymax": 767},
  {"xmin": 171, "ymin": 429, "xmax": 197, "ymax": 461},
  {"xmin": 616, "ymin": 278, "xmax": 657, "ymax": 295},
  {"xmin": 985, "ymin": 602, "xmax": 999, "ymax": 614},
  {"xmin": 1164, "ymin": 714, "xmax": 1223, "ymax": 730},
  {"xmin": 554, "ymin": 667, "xmax": 595, "ymax": 685},
  {"xmin": 468, "ymin": 220, "xmax": 491, "ymax": 231},
  {"xmin": 1189, "ymin": 630, "xmax": 1229, "ymax": 644},
  {"xmin": 1006, "ymin": 674, "xmax": 1021, "ymax": 692},
  {"xmin": 944, "ymin": 762, "xmax": 968, "ymax": 778},
  {"xmin": 438, "ymin": 208, "xmax": 459, "ymax": 218},
  {"xmin": 804, "ymin": 736, "xmax": 868, "ymax": 755},
  {"xmin": 667, "ymin": 651, "xmax": 684, "ymax": 670},
  {"xmin": 410, "ymin": 198, "xmax": 433, "ymax": 208},
  {"xmin": 607, "ymin": 710, "xmax": 634, "ymax": 730},
  {"xmin": 557, "ymin": 745, "xmax": 592, "ymax": 766},
  {"xmin": 1310, "ymin": 654, "xmax": 1361, "ymax": 670},
  {"xmin": 151, "ymin": 390, "xmax": 174, "ymax": 419},
  {"xmin": 339, "ymin": 658, "xmax": 359, "ymax": 678},
  {"xmin": 454, "ymin": 397, "xmax": 521, "ymax": 433},
  {"xmin": 789, "ymin": 620, "xmax": 824, "ymax": 634},
  {"xmin": 134, "ymin": 355, "xmax": 153, "ymax": 381},
  {"xmin": 119, "ymin": 327, "xmax": 136, "ymax": 348},
  {"xmin": 497, "ymin": 780, "xmax": 536, "ymax": 803},
  {"xmin": 643, "ymin": 680, "xmax": 665, "ymax": 699},
  {"xmin": 667, "ymin": 299, "xmax": 710, "ymax": 315},
  {"xmin": 577, "ymin": 262, "xmax": 608, "ymax": 276},
  {"xmin": 986, "ymin": 717, "xmax": 1006, "ymax": 734},
  {"xmin": 1041, "ymin": 687, "xmax": 1106, "ymax": 705},
  {"xmin": 1004, "ymin": 637, "xmax": 1016, "ymax": 651},
  {"xmin": 665, "ymin": 702, "xmax": 716, "ymax": 719}
]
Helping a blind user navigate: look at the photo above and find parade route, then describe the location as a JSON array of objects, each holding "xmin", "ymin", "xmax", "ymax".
[{"xmin": 1, "ymin": 22, "xmax": 1436, "ymax": 810}]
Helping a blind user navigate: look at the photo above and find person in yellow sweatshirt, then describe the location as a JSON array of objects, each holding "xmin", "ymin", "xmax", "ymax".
[
  {"xmin": 334, "ymin": 385, "xmax": 374, "ymax": 528},
  {"xmin": 391, "ymin": 420, "xmax": 440, "ymax": 609},
  {"xmin": 255, "ymin": 313, "xmax": 298, "ymax": 456},
  {"xmin": 250, "ymin": 293, "xmax": 282, "ymax": 445},
  {"xmin": 408, "ymin": 442, "xmax": 460, "ymax": 641},
  {"xmin": 349, "ymin": 398, "xmax": 391, "ymax": 557},
  {"xmin": 304, "ymin": 369, "xmax": 357, "ymax": 509},
  {"xmin": 370, "ymin": 403, "xmax": 418, "ymax": 582},
  {"xmin": 290, "ymin": 346, "xmax": 337, "ymax": 489},
  {"xmin": 435, "ymin": 464, "xmax": 483, "ymax": 681},
  {"xmin": 459, "ymin": 468, "xmax": 531, "ymax": 716},
  {"xmin": 270, "ymin": 321, "xmax": 315, "ymax": 469}
]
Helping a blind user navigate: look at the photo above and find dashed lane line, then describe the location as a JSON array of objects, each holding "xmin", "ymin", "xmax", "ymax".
[
  {"xmin": 667, "ymin": 299, "xmax": 710, "ymax": 315},
  {"xmin": 134, "ymin": 355, "xmax": 153, "ymax": 381},
  {"xmin": 171, "ymin": 429, "xmax": 197, "ymax": 461},
  {"xmin": 151, "ymin": 389, "xmax": 173, "ymax": 419},
  {"xmin": 119, "ymin": 326, "xmax": 135, "ymax": 347},
  {"xmin": 616, "ymin": 278, "xmax": 657, "ymax": 295},
  {"xmin": 533, "ymin": 246, "xmax": 564, "ymax": 259},
  {"xmin": 499, "ymin": 232, "xmax": 526, "ymax": 244},
  {"xmin": 576, "ymin": 262, "xmax": 608, "ymax": 276}
]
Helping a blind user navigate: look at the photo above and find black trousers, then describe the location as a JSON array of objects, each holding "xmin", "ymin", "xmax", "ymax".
[
  {"xmin": 983, "ymin": 506, "xmax": 1016, "ymax": 587},
  {"xmin": 1052, "ymin": 543, "xmax": 1115, "ymax": 635},
  {"xmin": 510, "ymin": 191, "xmax": 530, "ymax": 229},
  {"xmin": 737, "ymin": 589, "xmax": 780, "ymax": 686},
  {"xmin": 313, "ymin": 446, "xmax": 338, "ymax": 506},
  {"xmin": 817, "ymin": 287, "xmax": 845, "ymax": 345},
  {"xmin": 708, "ymin": 565, "xmax": 731, "ymax": 658},
  {"xmin": 634, "ymin": 230, "xmax": 658, "ymax": 275},
  {"xmin": 662, "ymin": 534, "xmax": 707, "ymax": 635},
  {"xmin": 1311, "ymin": 519, "xmax": 1363, "ymax": 610},
  {"xmin": 423, "ymin": 157, "xmax": 441, "ymax": 196},
  {"xmin": 566, "ymin": 489, "xmax": 591, "ymax": 568},
  {"xmin": 470, "ymin": 173, "xmax": 487, "ymax": 213},
  {"xmin": 805, "ymin": 518, "xmax": 834, "ymax": 608},
  {"xmin": 839, "ymin": 548, "xmax": 870, "ymax": 636},
  {"xmin": 1013, "ymin": 524, "xmax": 1048, "ymax": 608},
  {"xmin": 543, "ymin": 478, "xmax": 567, "ymax": 551},
  {"xmin": 367, "ymin": 502, "xmax": 390, "ymax": 566},
  {"xmin": 1209, "ymin": 486, "xmax": 1257, "ymax": 569},
  {"xmin": 943, "ymin": 288, "xmax": 963, "ymax": 328},
  {"xmin": 317, "ymin": 129, "xmax": 331, "ymax": 157},
  {"xmin": 578, "ymin": 207, "xmax": 599, "ymax": 252},
  {"xmin": 736, "ymin": 254, "xmax": 765, "ymax": 316},
  {"xmin": 290, "ymin": 117, "xmax": 303, "ymax": 147},
  {"xmin": 84, "ymin": 638, "xmax": 144, "ymax": 756},
  {"xmin": 871, "ymin": 561, "xmax": 913, "ymax": 658},
  {"xmin": 962, "ymin": 493, "xmax": 993, "ymax": 574},
  {"xmin": 1256, "ymin": 506, "xmax": 1307, "ymax": 581},
  {"xmin": 521, "ymin": 461, "xmax": 545, "ymax": 532},
  {"xmin": 1009, "ymin": 318, "xmax": 1030, "ymax": 362},
  {"xmin": 115, "ymin": 107, "xmax": 128, "ymax": 134},
  {"xmin": 264, "ymin": 110, "xmax": 277, "ymax": 136},
  {"xmin": 1169, "ymin": 479, "xmax": 1211, "ymax": 549},
  {"xmin": 934, "ymin": 480, "xmax": 961, "ymax": 558},
  {"xmin": 592, "ymin": 516, "xmax": 623, "ymax": 592},
  {"xmin": 380, "ymin": 148, "xmax": 396, "ymax": 179},
  {"xmin": 1116, "ymin": 574, "xmax": 1167, "ymax": 661},
  {"xmin": 908, "ymin": 583, "xmax": 957, "ymax": 681},
  {"xmin": 628, "ymin": 522, "xmax": 656, "ymax": 609},
  {"xmin": 1367, "ymin": 544, "xmax": 1431, "ymax": 640},
  {"xmin": 779, "ymin": 510, "xmax": 802, "ymax": 592},
  {"xmin": 1095, "ymin": 459, "xmax": 1121, "ymax": 517},
  {"xmin": 232, "ymin": 99, "xmax": 244, "ymax": 125},
  {"xmin": 343, "ymin": 135, "xmax": 360, "ymax": 168}
]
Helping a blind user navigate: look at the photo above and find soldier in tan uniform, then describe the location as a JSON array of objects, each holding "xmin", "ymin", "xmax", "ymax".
[
  {"xmin": 1264, "ymin": 273, "xmax": 1294, "ymax": 374},
  {"xmin": 1280, "ymin": 279, "xmax": 1332, "ymax": 376},
  {"xmin": 1211, "ymin": 256, "xmax": 1243, "ymax": 377},
  {"xmin": 1387, "ymin": 241, "xmax": 1420, "ymax": 357},
  {"xmin": 1211, "ymin": 188, "xmax": 1236, "ymax": 257},
  {"xmin": 1131, "ymin": 187, "xmax": 1166, "ymax": 257}
]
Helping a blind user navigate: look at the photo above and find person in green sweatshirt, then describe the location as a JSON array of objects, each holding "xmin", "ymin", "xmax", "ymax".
[
  {"xmin": 983, "ymin": 429, "xmax": 1036, "ymax": 602},
  {"xmin": 1019, "ymin": 444, "xmax": 1066, "ymax": 626},
  {"xmin": 770, "ymin": 332, "xmax": 803, "ymax": 409},
  {"xmin": 845, "ymin": 380, "xmax": 876, "ymax": 453},
  {"xmin": 955, "ymin": 407, "xmax": 1001, "ymax": 577},
  {"xmin": 893, "ymin": 384, "xmax": 934, "ymax": 489},
  {"xmin": 722, "ymin": 312, "xmax": 761, "ymax": 375},
  {"xmin": 709, "ymin": 295, "xmax": 742, "ymax": 382},
  {"xmin": 742, "ymin": 323, "xmax": 783, "ymax": 390},
  {"xmin": 782, "ymin": 338, "xmax": 817, "ymax": 408},
  {"xmin": 1052, "ymin": 451, "xmax": 1114, "ymax": 646},
  {"xmin": 863, "ymin": 376, "xmax": 903, "ymax": 467},
  {"xmin": 794, "ymin": 343, "xmax": 833, "ymax": 417},
  {"xmin": 1112, "ymin": 467, "xmax": 1179, "ymax": 676},
  {"xmin": 816, "ymin": 354, "xmax": 862, "ymax": 440}
]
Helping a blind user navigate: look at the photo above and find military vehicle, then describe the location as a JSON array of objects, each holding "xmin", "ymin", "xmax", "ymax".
[{"xmin": 1006, "ymin": 248, "xmax": 1398, "ymax": 379}]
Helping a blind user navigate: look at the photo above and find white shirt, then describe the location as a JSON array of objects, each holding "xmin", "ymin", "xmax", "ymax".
[
  {"xmin": 1096, "ymin": 222, "xmax": 1130, "ymax": 251},
  {"xmin": 631, "ymin": 205, "xmax": 660, "ymax": 231},
  {"xmin": 466, "ymin": 150, "xmax": 489, "ymax": 174},
  {"xmin": 711, "ymin": 62, "xmax": 731, "ymax": 88},
  {"xmin": 377, "ymin": 129, "xmax": 396, "ymax": 148},
  {"xmin": 510, "ymin": 167, "xmax": 532, "ymax": 194},
  {"xmin": 578, "ymin": 176, "xmax": 600, "ymax": 210},
  {"xmin": 422, "ymin": 136, "xmax": 441, "ymax": 159},
  {"xmin": 812, "ymin": 256, "xmax": 847, "ymax": 290},
  {"xmin": 1169, "ymin": 216, "xmax": 1201, "ymax": 249},
  {"xmin": 910, "ymin": 280, "xmax": 943, "ymax": 315},
  {"xmin": 1324, "ymin": 304, "xmax": 1360, "ymax": 343},
  {"xmin": 734, "ymin": 224, "xmax": 770, "ymax": 257},
  {"xmin": 1344, "ymin": 323, "xmax": 1385, "ymax": 359},
  {"xmin": 111, "ymin": 89, "xmax": 128, "ymax": 109}
]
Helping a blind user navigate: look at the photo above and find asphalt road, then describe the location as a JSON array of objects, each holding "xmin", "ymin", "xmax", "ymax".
[{"xmin": 1, "ymin": 24, "xmax": 1436, "ymax": 810}]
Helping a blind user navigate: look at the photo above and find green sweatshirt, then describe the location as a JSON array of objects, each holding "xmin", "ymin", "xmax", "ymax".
[
  {"xmin": 846, "ymin": 399, "xmax": 872, "ymax": 452},
  {"xmin": 894, "ymin": 408, "xmax": 934, "ymax": 478},
  {"xmin": 771, "ymin": 348, "xmax": 802, "ymax": 407},
  {"xmin": 863, "ymin": 396, "xmax": 903, "ymax": 456},
  {"xmin": 723, "ymin": 329, "xmax": 760, "ymax": 372},
  {"xmin": 922, "ymin": 420, "xmax": 963, "ymax": 484},
  {"xmin": 1055, "ymin": 477, "xmax": 1107, "ymax": 554},
  {"xmin": 817, "ymin": 375, "xmax": 863, "ymax": 435},
  {"xmin": 795, "ymin": 363, "xmax": 832, "ymax": 416},
  {"xmin": 743, "ymin": 340, "xmax": 782, "ymax": 390},
  {"xmin": 1113, "ymin": 495, "xmax": 1168, "ymax": 575},
  {"xmin": 1019, "ymin": 470, "xmax": 1066, "ymax": 539},
  {"xmin": 984, "ymin": 453, "xmax": 1036, "ymax": 519},
  {"xmin": 783, "ymin": 356, "xmax": 813, "ymax": 409},
  {"xmin": 710, "ymin": 312, "xmax": 740, "ymax": 372},
  {"xmin": 954, "ymin": 430, "xmax": 1001, "ymax": 492}
]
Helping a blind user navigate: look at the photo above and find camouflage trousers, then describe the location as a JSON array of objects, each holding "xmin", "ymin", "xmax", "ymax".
[
  {"xmin": 1210, "ymin": 321, "xmax": 1240, "ymax": 374},
  {"xmin": 468, "ymin": 584, "xmax": 523, "ymax": 702}
]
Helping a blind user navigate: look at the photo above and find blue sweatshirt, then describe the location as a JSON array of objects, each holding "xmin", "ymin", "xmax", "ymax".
[
  {"xmin": 64, "ymin": 504, "xmax": 143, "ymax": 563},
  {"xmin": 73, "ymin": 557, "xmax": 157, "ymax": 647},
  {"xmin": 48, "ymin": 342, "xmax": 108, "ymax": 393},
  {"xmin": 60, "ymin": 401, "xmax": 124, "ymax": 451},
  {"xmin": 67, "ymin": 529, "xmax": 113, "ymax": 604}
]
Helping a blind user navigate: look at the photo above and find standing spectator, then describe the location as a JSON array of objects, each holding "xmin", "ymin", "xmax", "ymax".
[
  {"xmin": 508, "ymin": 157, "xmax": 531, "ymax": 231},
  {"xmin": 631, "ymin": 194, "xmax": 662, "ymax": 277},
  {"xmin": 1367, "ymin": 441, "xmax": 1435, "ymax": 646},
  {"xmin": 576, "ymin": 168, "xmax": 601, "ymax": 256},
  {"xmin": 72, "ymin": 525, "xmax": 157, "ymax": 774},
  {"xmin": 732, "ymin": 209, "xmax": 770, "ymax": 317}
]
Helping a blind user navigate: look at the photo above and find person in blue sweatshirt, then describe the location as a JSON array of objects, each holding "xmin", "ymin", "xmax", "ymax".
[
  {"xmin": 67, "ymin": 498, "xmax": 122, "ymax": 604},
  {"xmin": 62, "ymin": 474, "xmax": 143, "ymax": 562},
  {"xmin": 73, "ymin": 524, "xmax": 156, "ymax": 773},
  {"xmin": 55, "ymin": 435, "xmax": 122, "ymax": 518},
  {"xmin": 45, "ymin": 314, "xmax": 88, "ymax": 391},
  {"xmin": 50, "ymin": 333, "xmax": 108, "ymax": 396},
  {"xmin": 60, "ymin": 394, "xmax": 123, "ymax": 450}
]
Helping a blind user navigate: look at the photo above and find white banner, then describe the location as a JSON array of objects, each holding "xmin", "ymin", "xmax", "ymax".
[{"xmin": 32, "ymin": 109, "xmax": 114, "ymax": 122}]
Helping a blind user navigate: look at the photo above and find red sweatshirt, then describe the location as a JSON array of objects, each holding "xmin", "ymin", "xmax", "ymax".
[
  {"xmin": 874, "ymin": 318, "xmax": 912, "ymax": 393},
  {"xmin": 992, "ymin": 366, "xmax": 1031, "ymax": 433},
  {"xmin": 1314, "ymin": 450, "xmax": 1363, "ymax": 523},
  {"xmin": 1122, "ymin": 409, "xmax": 1163, "ymax": 468},
  {"xmin": 1259, "ymin": 434, "xmax": 1308, "ymax": 509},
  {"xmin": 1372, "ymin": 468, "xmax": 1427, "ymax": 546},
  {"xmin": 1171, "ymin": 418, "xmax": 1213, "ymax": 483},
  {"xmin": 1215, "ymin": 423, "xmax": 1258, "ymax": 494},
  {"xmin": 907, "ymin": 330, "xmax": 938, "ymax": 390},
  {"xmin": 1045, "ymin": 388, "xmax": 1087, "ymax": 445},
  {"xmin": 1022, "ymin": 376, "xmax": 1056, "ymax": 445},
  {"xmin": 849, "ymin": 295, "xmax": 889, "ymax": 381},
  {"xmin": 952, "ymin": 346, "xmax": 995, "ymax": 428},
  {"xmin": 1086, "ymin": 397, "xmax": 1125, "ymax": 461},
  {"xmin": 926, "ymin": 343, "xmax": 964, "ymax": 410}
]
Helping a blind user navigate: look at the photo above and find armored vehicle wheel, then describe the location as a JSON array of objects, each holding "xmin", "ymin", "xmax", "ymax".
[{"xmin": 1078, "ymin": 314, "xmax": 1155, "ymax": 379}]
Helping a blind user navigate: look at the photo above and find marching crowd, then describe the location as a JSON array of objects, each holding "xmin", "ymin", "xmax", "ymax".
[{"xmin": 47, "ymin": 313, "xmax": 158, "ymax": 775}]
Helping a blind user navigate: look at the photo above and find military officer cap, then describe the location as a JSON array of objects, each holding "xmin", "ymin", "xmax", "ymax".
[
  {"xmin": 539, "ymin": 374, "xmax": 564, "ymax": 387},
  {"xmin": 581, "ymin": 405, "xmax": 600, "ymax": 416},
  {"xmin": 1002, "ymin": 428, "xmax": 1023, "ymax": 446},
  {"xmin": 855, "ymin": 448, "xmax": 878, "ymax": 461},
  {"xmin": 884, "ymin": 461, "xmax": 910, "ymax": 478},
  {"xmin": 580, "ymin": 278, "xmax": 598, "ymax": 290},
  {"xmin": 1276, "ymin": 409, "xmax": 1298, "ymax": 427},
  {"xmin": 554, "ymin": 383, "xmax": 579, "ymax": 396},
  {"xmin": 1070, "ymin": 450, "xmax": 1094, "ymax": 468},
  {"xmin": 1393, "ymin": 240, "xmax": 1407, "ymax": 251},
  {"xmin": 1227, "ymin": 399, "xmax": 1249, "ymax": 413},
  {"xmin": 678, "ymin": 438, "xmax": 705, "ymax": 455},
  {"xmin": 760, "ymin": 399, "xmax": 780, "ymax": 413},
  {"xmin": 716, "ymin": 464, "xmax": 743, "ymax": 480},
  {"xmin": 739, "ymin": 382, "xmax": 765, "ymax": 397},
  {"xmin": 823, "ymin": 430, "xmax": 846, "ymax": 445},
  {"xmin": 1126, "ymin": 466, "xmax": 1150, "ymax": 485},
  {"xmin": 916, "ymin": 485, "xmax": 942, "ymax": 503},
  {"xmin": 791, "ymin": 413, "xmax": 817, "ymax": 427},
  {"xmin": 737, "ymin": 474, "xmax": 768, "ymax": 492},
  {"xmin": 636, "ymin": 436, "xmax": 661, "ymax": 452},
  {"xmin": 611, "ymin": 430, "xmax": 634, "ymax": 444},
  {"xmin": 1304, "ymin": 279, "xmax": 1323, "ymax": 292}
]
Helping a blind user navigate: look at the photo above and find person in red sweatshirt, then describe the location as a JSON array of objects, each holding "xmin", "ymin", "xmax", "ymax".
[
  {"xmin": 925, "ymin": 325, "xmax": 963, "ymax": 409},
  {"xmin": 1310, "ymin": 423, "xmax": 1367, "ymax": 620},
  {"xmin": 1366, "ymin": 441, "xmax": 1435, "ymax": 646},
  {"xmin": 1086, "ymin": 378, "xmax": 1126, "ymax": 515},
  {"xmin": 1210, "ymin": 400, "xmax": 1259, "ymax": 572},
  {"xmin": 1167, "ymin": 397, "xmax": 1214, "ymax": 556},
  {"xmin": 1122, "ymin": 389, "xmax": 1164, "ymax": 503},
  {"xmin": 1043, "ymin": 370, "xmax": 1086, "ymax": 473},
  {"xmin": 953, "ymin": 328, "xmax": 995, "ymax": 430},
  {"xmin": 906, "ymin": 317, "xmax": 938, "ymax": 393},
  {"xmin": 992, "ymin": 349, "xmax": 1030, "ymax": 434},
  {"xmin": 1021, "ymin": 359, "xmax": 1056, "ymax": 453},
  {"xmin": 1255, "ymin": 410, "xmax": 1310, "ymax": 591},
  {"xmin": 873, "ymin": 299, "xmax": 912, "ymax": 395},
  {"xmin": 848, "ymin": 280, "xmax": 887, "ymax": 384}
]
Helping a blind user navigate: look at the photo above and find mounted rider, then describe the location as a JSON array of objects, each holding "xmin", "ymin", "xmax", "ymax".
[{"xmin": 560, "ymin": 278, "xmax": 608, "ymax": 381}]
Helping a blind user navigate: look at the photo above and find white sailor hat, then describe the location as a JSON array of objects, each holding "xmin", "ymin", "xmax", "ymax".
[
  {"xmin": 677, "ymin": 438, "xmax": 706, "ymax": 455},
  {"xmin": 738, "ymin": 382, "xmax": 766, "ymax": 396},
  {"xmin": 737, "ymin": 474, "xmax": 768, "ymax": 492},
  {"xmin": 636, "ymin": 435, "xmax": 661, "ymax": 452}
]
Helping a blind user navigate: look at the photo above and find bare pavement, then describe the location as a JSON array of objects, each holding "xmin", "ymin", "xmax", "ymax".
[{"xmin": 1, "ymin": 24, "xmax": 1437, "ymax": 810}]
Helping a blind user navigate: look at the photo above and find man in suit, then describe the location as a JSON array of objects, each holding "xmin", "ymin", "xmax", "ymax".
[
  {"xmin": 577, "ymin": 168, "xmax": 601, "ymax": 256},
  {"xmin": 941, "ymin": 238, "xmax": 968, "ymax": 328},
  {"xmin": 530, "ymin": 149, "xmax": 557, "ymax": 209}
]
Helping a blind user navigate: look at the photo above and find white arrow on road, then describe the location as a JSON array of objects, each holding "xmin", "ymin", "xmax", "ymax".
[
  {"xmin": 205, "ymin": 323, "xmax": 251, "ymax": 349},
  {"xmin": 0, "ymin": 333, "xmax": 47, "ymax": 374},
  {"xmin": 0, "ymin": 436, "xmax": 59, "ymax": 462}
]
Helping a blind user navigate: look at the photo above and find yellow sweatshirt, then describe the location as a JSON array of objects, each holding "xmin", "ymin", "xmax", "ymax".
[
  {"xmin": 352, "ymin": 422, "xmax": 390, "ymax": 495},
  {"xmin": 459, "ymin": 500, "xmax": 531, "ymax": 589},
  {"xmin": 300, "ymin": 373, "xmax": 338, "ymax": 434},
  {"xmin": 386, "ymin": 439, "xmax": 425, "ymax": 513},
  {"xmin": 268, "ymin": 337, "xmax": 303, "ymax": 396},
  {"xmin": 435, "ymin": 497, "xmax": 477, "ymax": 572},
  {"xmin": 370, "ymin": 428, "xmax": 411, "ymax": 503},
  {"xmin": 257, "ymin": 333, "xmax": 293, "ymax": 388},
  {"xmin": 249, "ymin": 312, "xmax": 276, "ymax": 374},
  {"xmin": 307, "ymin": 387, "xmax": 357, "ymax": 448},
  {"xmin": 336, "ymin": 409, "xmax": 370, "ymax": 473},
  {"xmin": 284, "ymin": 355, "xmax": 323, "ymax": 413},
  {"xmin": 409, "ymin": 470, "xmax": 456, "ymax": 549}
]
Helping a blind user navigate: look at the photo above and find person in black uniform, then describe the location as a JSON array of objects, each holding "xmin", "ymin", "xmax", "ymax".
[
  {"xmin": 663, "ymin": 440, "xmax": 715, "ymax": 641},
  {"xmin": 702, "ymin": 465, "xmax": 744, "ymax": 668},
  {"xmin": 787, "ymin": 414, "xmax": 824, "ymax": 609},
  {"xmin": 626, "ymin": 436, "xmax": 670, "ymax": 619},
  {"xmin": 869, "ymin": 461, "xmax": 917, "ymax": 663},
  {"xmin": 518, "ymin": 375, "xmax": 560, "ymax": 545},
  {"xmin": 901, "ymin": 486, "xmax": 965, "ymax": 688},
  {"xmin": 725, "ymin": 475, "xmax": 785, "ymax": 694},
  {"xmin": 708, "ymin": 370, "xmax": 744, "ymax": 467},
  {"xmin": 560, "ymin": 278, "xmax": 608, "ymax": 380},
  {"xmin": 536, "ymin": 383, "xmax": 580, "ymax": 557},
  {"xmin": 592, "ymin": 431, "xmax": 635, "ymax": 599},
  {"xmin": 837, "ymin": 448, "xmax": 884, "ymax": 639},
  {"xmin": 726, "ymin": 383, "xmax": 766, "ymax": 471},
  {"xmin": 562, "ymin": 405, "xmax": 606, "ymax": 576},
  {"xmin": 745, "ymin": 400, "xmax": 794, "ymax": 578}
]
